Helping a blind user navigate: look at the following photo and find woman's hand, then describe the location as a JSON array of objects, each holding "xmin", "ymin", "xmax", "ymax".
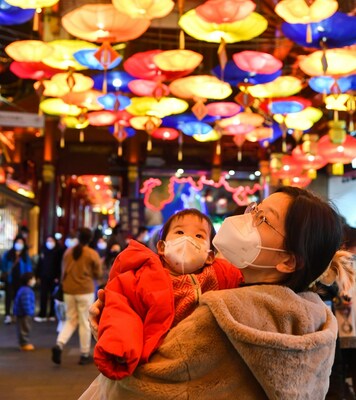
[{"xmin": 89, "ymin": 288, "xmax": 105, "ymax": 341}]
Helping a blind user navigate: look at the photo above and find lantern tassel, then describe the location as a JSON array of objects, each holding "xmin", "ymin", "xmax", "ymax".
[
  {"xmin": 60, "ymin": 133, "xmax": 65, "ymax": 148},
  {"xmin": 237, "ymin": 148, "xmax": 242, "ymax": 162},
  {"xmin": 118, "ymin": 143, "xmax": 123, "ymax": 157},
  {"xmin": 178, "ymin": 131, "xmax": 183, "ymax": 161},
  {"xmin": 147, "ymin": 135, "xmax": 152, "ymax": 151},
  {"xmin": 306, "ymin": 23, "xmax": 312, "ymax": 44},
  {"xmin": 79, "ymin": 130, "xmax": 84, "ymax": 142},
  {"xmin": 216, "ymin": 140, "xmax": 221, "ymax": 156},
  {"xmin": 33, "ymin": 8, "xmax": 41, "ymax": 32}
]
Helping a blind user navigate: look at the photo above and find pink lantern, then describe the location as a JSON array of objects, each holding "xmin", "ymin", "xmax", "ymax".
[
  {"xmin": 233, "ymin": 50, "xmax": 283, "ymax": 74},
  {"xmin": 206, "ymin": 102, "xmax": 241, "ymax": 117},
  {"xmin": 124, "ymin": 50, "xmax": 194, "ymax": 81},
  {"xmin": 87, "ymin": 110, "xmax": 118, "ymax": 126},
  {"xmin": 196, "ymin": 0, "xmax": 256, "ymax": 23},
  {"xmin": 317, "ymin": 134, "xmax": 356, "ymax": 164},
  {"xmin": 128, "ymin": 80, "xmax": 170, "ymax": 98},
  {"xmin": 222, "ymin": 124, "xmax": 254, "ymax": 135},
  {"xmin": 151, "ymin": 127, "xmax": 179, "ymax": 140}
]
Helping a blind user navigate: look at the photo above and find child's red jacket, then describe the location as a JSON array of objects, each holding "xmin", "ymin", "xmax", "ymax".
[{"xmin": 94, "ymin": 240, "xmax": 244, "ymax": 380}]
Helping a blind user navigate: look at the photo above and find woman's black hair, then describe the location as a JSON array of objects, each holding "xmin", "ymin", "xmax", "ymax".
[
  {"xmin": 159, "ymin": 209, "xmax": 216, "ymax": 250},
  {"xmin": 275, "ymin": 186, "xmax": 343, "ymax": 292},
  {"xmin": 72, "ymin": 227, "xmax": 92, "ymax": 260}
]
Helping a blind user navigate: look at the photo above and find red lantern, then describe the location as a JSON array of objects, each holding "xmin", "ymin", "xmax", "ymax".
[
  {"xmin": 151, "ymin": 127, "xmax": 179, "ymax": 140},
  {"xmin": 10, "ymin": 61, "xmax": 61, "ymax": 80},
  {"xmin": 291, "ymin": 145, "xmax": 328, "ymax": 170},
  {"xmin": 206, "ymin": 102, "xmax": 241, "ymax": 117},
  {"xmin": 196, "ymin": 0, "xmax": 256, "ymax": 23},
  {"xmin": 87, "ymin": 111, "xmax": 118, "ymax": 126},
  {"xmin": 317, "ymin": 134, "xmax": 356, "ymax": 164}
]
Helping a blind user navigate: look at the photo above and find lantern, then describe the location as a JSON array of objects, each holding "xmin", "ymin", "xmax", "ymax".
[
  {"xmin": 206, "ymin": 102, "xmax": 241, "ymax": 118},
  {"xmin": 309, "ymin": 75, "xmax": 355, "ymax": 95},
  {"xmin": 151, "ymin": 127, "xmax": 179, "ymax": 140},
  {"xmin": 299, "ymin": 49, "xmax": 356, "ymax": 77},
  {"xmin": 61, "ymin": 4, "xmax": 150, "ymax": 43},
  {"xmin": 126, "ymin": 97, "xmax": 189, "ymax": 118},
  {"xmin": 245, "ymin": 127, "xmax": 273, "ymax": 142},
  {"xmin": 282, "ymin": 12, "xmax": 356, "ymax": 49},
  {"xmin": 178, "ymin": 9, "xmax": 267, "ymax": 44},
  {"xmin": 273, "ymin": 107, "xmax": 323, "ymax": 131},
  {"xmin": 196, "ymin": 0, "xmax": 256, "ymax": 24},
  {"xmin": 0, "ymin": 0, "xmax": 35, "ymax": 26},
  {"xmin": 153, "ymin": 49, "xmax": 203, "ymax": 72},
  {"xmin": 128, "ymin": 80, "xmax": 170, "ymax": 98},
  {"xmin": 73, "ymin": 48, "xmax": 122, "ymax": 71},
  {"xmin": 112, "ymin": 0, "xmax": 174, "ymax": 19},
  {"xmin": 193, "ymin": 129, "xmax": 221, "ymax": 142},
  {"xmin": 62, "ymin": 90, "xmax": 104, "ymax": 111},
  {"xmin": 5, "ymin": 40, "xmax": 53, "ymax": 62},
  {"xmin": 42, "ymin": 40, "xmax": 97, "ymax": 70},
  {"xmin": 92, "ymin": 71, "xmax": 134, "ymax": 93},
  {"xmin": 10, "ymin": 61, "xmax": 61, "ymax": 80},
  {"xmin": 87, "ymin": 111, "xmax": 118, "ymax": 126},
  {"xmin": 275, "ymin": 0, "xmax": 337, "ymax": 43},
  {"xmin": 247, "ymin": 76, "xmax": 303, "ymax": 98},
  {"xmin": 39, "ymin": 98, "xmax": 82, "ymax": 117},
  {"xmin": 318, "ymin": 134, "xmax": 356, "ymax": 164},
  {"xmin": 169, "ymin": 75, "xmax": 232, "ymax": 100},
  {"xmin": 97, "ymin": 93, "xmax": 131, "ymax": 111},
  {"xmin": 292, "ymin": 145, "xmax": 328, "ymax": 171},
  {"xmin": 233, "ymin": 51, "xmax": 283, "ymax": 75},
  {"xmin": 180, "ymin": 121, "xmax": 213, "ymax": 137}
]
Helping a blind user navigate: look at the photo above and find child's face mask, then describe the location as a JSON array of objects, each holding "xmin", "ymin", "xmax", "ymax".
[{"xmin": 163, "ymin": 236, "xmax": 210, "ymax": 275}]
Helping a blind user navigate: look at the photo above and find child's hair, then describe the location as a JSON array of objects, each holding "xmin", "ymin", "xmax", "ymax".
[
  {"xmin": 159, "ymin": 209, "xmax": 216, "ymax": 250},
  {"xmin": 20, "ymin": 272, "xmax": 34, "ymax": 286}
]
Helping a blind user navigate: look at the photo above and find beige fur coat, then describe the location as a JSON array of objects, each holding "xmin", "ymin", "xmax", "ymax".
[{"xmin": 79, "ymin": 285, "xmax": 338, "ymax": 400}]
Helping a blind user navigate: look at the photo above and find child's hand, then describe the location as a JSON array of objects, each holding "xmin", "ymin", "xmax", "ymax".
[{"xmin": 89, "ymin": 288, "xmax": 105, "ymax": 341}]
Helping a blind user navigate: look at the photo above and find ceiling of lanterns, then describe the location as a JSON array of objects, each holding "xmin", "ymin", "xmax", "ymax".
[{"xmin": 0, "ymin": 0, "xmax": 355, "ymax": 188}]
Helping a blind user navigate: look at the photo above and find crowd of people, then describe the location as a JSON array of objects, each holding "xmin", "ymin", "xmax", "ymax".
[{"xmin": 0, "ymin": 185, "xmax": 355, "ymax": 400}]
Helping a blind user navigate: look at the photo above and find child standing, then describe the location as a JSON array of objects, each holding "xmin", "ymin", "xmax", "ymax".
[
  {"xmin": 13, "ymin": 272, "xmax": 36, "ymax": 351},
  {"xmin": 94, "ymin": 209, "xmax": 244, "ymax": 379}
]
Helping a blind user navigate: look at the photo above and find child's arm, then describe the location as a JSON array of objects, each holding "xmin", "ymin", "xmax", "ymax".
[{"xmin": 213, "ymin": 258, "xmax": 245, "ymax": 289}]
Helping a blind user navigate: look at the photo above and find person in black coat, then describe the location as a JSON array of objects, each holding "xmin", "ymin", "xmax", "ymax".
[{"xmin": 34, "ymin": 235, "xmax": 63, "ymax": 322}]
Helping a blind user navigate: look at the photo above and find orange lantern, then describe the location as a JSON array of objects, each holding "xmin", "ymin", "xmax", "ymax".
[
  {"xmin": 245, "ymin": 127, "xmax": 273, "ymax": 143},
  {"xmin": 196, "ymin": 0, "xmax": 256, "ymax": 24},
  {"xmin": 112, "ymin": 0, "xmax": 174, "ymax": 19},
  {"xmin": 62, "ymin": 90, "xmax": 104, "ymax": 111},
  {"xmin": 61, "ymin": 4, "xmax": 151, "ymax": 43}
]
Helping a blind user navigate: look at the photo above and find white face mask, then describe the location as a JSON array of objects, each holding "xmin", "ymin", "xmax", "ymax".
[
  {"xmin": 213, "ymin": 213, "xmax": 286, "ymax": 269},
  {"xmin": 65, "ymin": 238, "xmax": 78, "ymax": 248},
  {"xmin": 164, "ymin": 236, "xmax": 210, "ymax": 275},
  {"xmin": 97, "ymin": 241, "xmax": 107, "ymax": 250}
]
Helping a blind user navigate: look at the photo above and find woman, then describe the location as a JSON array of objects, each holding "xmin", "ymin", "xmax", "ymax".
[
  {"xmin": 1, "ymin": 236, "xmax": 32, "ymax": 324},
  {"xmin": 82, "ymin": 186, "xmax": 353, "ymax": 400},
  {"xmin": 51, "ymin": 227, "xmax": 102, "ymax": 366}
]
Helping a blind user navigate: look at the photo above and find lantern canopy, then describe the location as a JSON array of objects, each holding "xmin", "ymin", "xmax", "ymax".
[
  {"xmin": 112, "ymin": 0, "xmax": 174, "ymax": 19},
  {"xmin": 178, "ymin": 9, "xmax": 268, "ymax": 43},
  {"xmin": 309, "ymin": 75, "xmax": 355, "ymax": 95},
  {"xmin": 206, "ymin": 102, "xmax": 242, "ymax": 118},
  {"xmin": 87, "ymin": 111, "xmax": 118, "ymax": 126},
  {"xmin": 151, "ymin": 127, "xmax": 179, "ymax": 140},
  {"xmin": 0, "ymin": 0, "xmax": 35, "ymax": 26},
  {"xmin": 62, "ymin": 90, "xmax": 104, "ymax": 111},
  {"xmin": 61, "ymin": 4, "xmax": 151, "ymax": 43},
  {"xmin": 299, "ymin": 49, "xmax": 356, "ymax": 77},
  {"xmin": 97, "ymin": 93, "xmax": 131, "ymax": 111},
  {"xmin": 317, "ymin": 134, "xmax": 356, "ymax": 164},
  {"xmin": 10, "ymin": 61, "xmax": 61, "ymax": 80},
  {"xmin": 247, "ymin": 76, "xmax": 303, "ymax": 98},
  {"xmin": 5, "ymin": 40, "xmax": 53, "ymax": 62},
  {"xmin": 153, "ymin": 50, "xmax": 203, "ymax": 72},
  {"xmin": 282, "ymin": 12, "xmax": 356, "ymax": 49},
  {"xmin": 73, "ymin": 48, "xmax": 122, "ymax": 70},
  {"xmin": 92, "ymin": 71, "xmax": 135, "ymax": 93},
  {"xmin": 39, "ymin": 98, "xmax": 82, "ymax": 117},
  {"xmin": 128, "ymin": 80, "xmax": 170, "ymax": 97},
  {"xmin": 5, "ymin": 0, "xmax": 59, "ymax": 8},
  {"xmin": 196, "ymin": 0, "xmax": 256, "ymax": 24},
  {"xmin": 126, "ymin": 97, "xmax": 189, "ymax": 118},
  {"xmin": 233, "ymin": 51, "xmax": 283, "ymax": 75},
  {"xmin": 180, "ymin": 121, "xmax": 213, "ymax": 137}
]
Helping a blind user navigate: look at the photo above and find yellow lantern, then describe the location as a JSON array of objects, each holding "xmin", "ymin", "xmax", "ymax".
[
  {"xmin": 193, "ymin": 129, "xmax": 221, "ymax": 142},
  {"xmin": 299, "ymin": 49, "xmax": 356, "ymax": 77},
  {"xmin": 325, "ymin": 94, "xmax": 350, "ymax": 112},
  {"xmin": 112, "ymin": 0, "xmax": 175, "ymax": 19},
  {"xmin": 275, "ymin": 0, "xmax": 338, "ymax": 42},
  {"xmin": 42, "ymin": 40, "xmax": 98, "ymax": 71},
  {"xmin": 169, "ymin": 75, "xmax": 232, "ymax": 100},
  {"xmin": 61, "ymin": 4, "xmax": 150, "ymax": 43},
  {"xmin": 178, "ymin": 9, "xmax": 267, "ymax": 43},
  {"xmin": 247, "ymin": 76, "xmax": 303, "ymax": 98},
  {"xmin": 34, "ymin": 72, "xmax": 94, "ymax": 97},
  {"xmin": 153, "ymin": 50, "xmax": 203, "ymax": 72},
  {"xmin": 62, "ymin": 116, "xmax": 89, "ymax": 130},
  {"xmin": 40, "ymin": 98, "xmax": 82, "ymax": 117},
  {"xmin": 5, "ymin": 40, "xmax": 53, "ymax": 62},
  {"xmin": 126, "ymin": 97, "xmax": 189, "ymax": 118},
  {"xmin": 5, "ymin": 0, "xmax": 58, "ymax": 7},
  {"xmin": 273, "ymin": 107, "xmax": 323, "ymax": 131}
]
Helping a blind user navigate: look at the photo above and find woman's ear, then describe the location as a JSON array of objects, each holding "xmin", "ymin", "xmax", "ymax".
[
  {"xmin": 156, "ymin": 240, "xmax": 165, "ymax": 256},
  {"xmin": 275, "ymin": 253, "xmax": 296, "ymax": 274}
]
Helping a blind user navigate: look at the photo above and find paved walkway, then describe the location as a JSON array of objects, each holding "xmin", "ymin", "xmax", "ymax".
[{"xmin": 0, "ymin": 304, "xmax": 98, "ymax": 400}]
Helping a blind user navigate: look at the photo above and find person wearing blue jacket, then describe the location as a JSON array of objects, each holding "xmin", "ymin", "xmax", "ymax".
[
  {"xmin": 1, "ymin": 235, "xmax": 33, "ymax": 324},
  {"xmin": 13, "ymin": 272, "xmax": 36, "ymax": 351}
]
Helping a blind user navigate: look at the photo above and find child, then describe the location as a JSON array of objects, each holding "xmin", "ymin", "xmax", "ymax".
[
  {"xmin": 94, "ymin": 209, "xmax": 244, "ymax": 380},
  {"xmin": 13, "ymin": 272, "xmax": 36, "ymax": 351}
]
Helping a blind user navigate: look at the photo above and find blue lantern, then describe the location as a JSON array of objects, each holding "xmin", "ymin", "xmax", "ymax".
[
  {"xmin": 180, "ymin": 121, "xmax": 212, "ymax": 137},
  {"xmin": 97, "ymin": 93, "xmax": 131, "ymax": 111},
  {"xmin": 282, "ymin": 12, "xmax": 356, "ymax": 49},
  {"xmin": 92, "ymin": 71, "xmax": 135, "ymax": 93},
  {"xmin": 0, "ymin": 0, "xmax": 35, "ymax": 25},
  {"xmin": 309, "ymin": 75, "xmax": 355, "ymax": 94},
  {"xmin": 162, "ymin": 112, "xmax": 217, "ymax": 130},
  {"xmin": 73, "ymin": 49, "xmax": 122, "ymax": 71}
]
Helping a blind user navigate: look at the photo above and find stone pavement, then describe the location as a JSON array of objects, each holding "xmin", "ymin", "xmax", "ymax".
[{"xmin": 0, "ymin": 310, "xmax": 99, "ymax": 400}]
